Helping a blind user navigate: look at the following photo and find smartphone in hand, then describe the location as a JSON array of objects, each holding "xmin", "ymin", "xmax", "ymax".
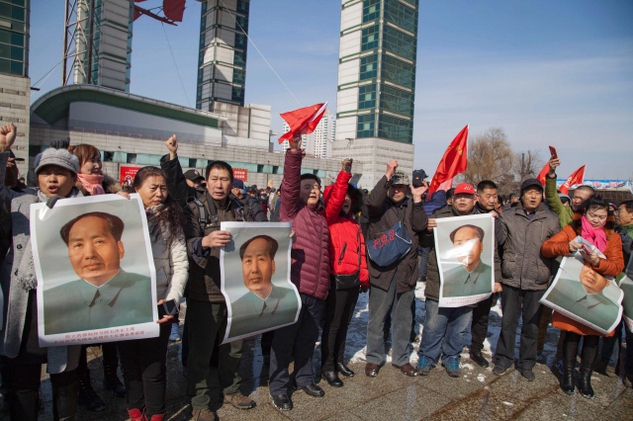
[
  {"xmin": 159, "ymin": 299, "xmax": 179, "ymax": 317},
  {"xmin": 549, "ymin": 146, "xmax": 558, "ymax": 159}
]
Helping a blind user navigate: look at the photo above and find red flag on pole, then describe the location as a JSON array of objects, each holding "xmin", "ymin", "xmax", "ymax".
[
  {"xmin": 278, "ymin": 103, "xmax": 327, "ymax": 144},
  {"xmin": 559, "ymin": 165, "xmax": 586, "ymax": 195},
  {"xmin": 536, "ymin": 163, "xmax": 550, "ymax": 186},
  {"xmin": 427, "ymin": 125, "xmax": 469, "ymax": 196}
]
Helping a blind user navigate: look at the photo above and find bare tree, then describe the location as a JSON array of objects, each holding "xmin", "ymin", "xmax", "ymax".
[
  {"xmin": 513, "ymin": 150, "xmax": 545, "ymax": 183},
  {"xmin": 462, "ymin": 128, "xmax": 516, "ymax": 193}
]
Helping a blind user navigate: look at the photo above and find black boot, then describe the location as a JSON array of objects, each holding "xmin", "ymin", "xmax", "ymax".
[
  {"xmin": 9, "ymin": 388, "xmax": 39, "ymax": 421},
  {"xmin": 77, "ymin": 375, "xmax": 105, "ymax": 412},
  {"xmin": 578, "ymin": 335, "xmax": 598, "ymax": 399},
  {"xmin": 103, "ymin": 363, "xmax": 126, "ymax": 398},
  {"xmin": 561, "ymin": 358, "xmax": 575, "ymax": 395},
  {"xmin": 577, "ymin": 366, "xmax": 594, "ymax": 398},
  {"xmin": 53, "ymin": 379, "xmax": 78, "ymax": 421}
]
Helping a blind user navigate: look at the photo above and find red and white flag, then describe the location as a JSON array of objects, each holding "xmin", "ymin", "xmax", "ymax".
[
  {"xmin": 278, "ymin": 103, "xmax": 327, "ymax": 144},
  {"xmin": 427, "ymin": 125, "xmax": 469, "ymax": 196},
  {"xmin": 559, "ymin": 165, "xmax": 586, "ymax": 194}
]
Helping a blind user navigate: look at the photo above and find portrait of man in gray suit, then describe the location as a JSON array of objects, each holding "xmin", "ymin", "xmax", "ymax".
[
  {"xmin": 441, "ymin": 224, "xmax": 493, "ymax": 298},
  {"xmin": 228, "ymin": 235, "xmax": 298, "ymax": 339},
  {"xmin": 547, "ymin": 261, "xmax": 621, "ymax": 333},
  {"xmin": 43, "ymin": 212, "xmax": 154, "ymax": 335}
]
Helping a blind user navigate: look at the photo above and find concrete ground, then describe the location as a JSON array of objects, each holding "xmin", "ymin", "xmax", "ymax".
[
  {"xmin": 2, "ymin": 331, "xmax": 633, "ymax": 421},
  {"xmin": 2, "ymin": 295, "xmax": 633, "ymax": 420}
]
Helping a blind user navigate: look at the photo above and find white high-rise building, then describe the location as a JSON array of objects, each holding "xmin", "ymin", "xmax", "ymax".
[
  {"xmin": 281, "ymin": 109, "xmax": 335, "ymax": 158},
  {"xmin": 332, "ymin": 0, "xmax": 418, "ymax": 189}
]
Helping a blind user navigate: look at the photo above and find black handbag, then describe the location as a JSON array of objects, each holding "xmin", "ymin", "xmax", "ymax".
[{"xmin": 333, "ymin": 229, "xmax": 362, "ymax": 290}]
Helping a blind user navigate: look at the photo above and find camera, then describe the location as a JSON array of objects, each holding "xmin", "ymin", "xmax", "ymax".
[{"xmin": 412, "ymin": 169, "xmax": 428, "ymax": 187}]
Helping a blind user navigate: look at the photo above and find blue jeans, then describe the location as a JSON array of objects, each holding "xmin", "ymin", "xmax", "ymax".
[
  {"xmin": 418, "ymin": 299, "xmax": 472, "ymax": 364},
  {"xmin": 366, "ymin": 279, "xmax": 415, "ymax": 366}
]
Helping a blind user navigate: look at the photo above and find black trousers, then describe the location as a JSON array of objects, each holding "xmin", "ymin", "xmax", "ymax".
[
  {"xmin": 470, "ymin": 294, "xmax": 494, "ymax": 353},
  {"xmin": 493, "ymin": 286, "xmax": 545, "ymax": 371},
  {"xmin": 269, "ymin": 293, "xmax": 326, "ymax": 395},
  {"xmin": 321, "ymin": 284, "xmax": 360, "ymax": 372},
  {"xmin": 117, "ymin": 323, "xmax": 171, "ymax": 417},
  {"xmin": 2, "ymin": 358, "xmax": 77, "ymax": 421},
  {"xmin": 77, "ymin": 342, "xmax": 119, "ymax": 379}
]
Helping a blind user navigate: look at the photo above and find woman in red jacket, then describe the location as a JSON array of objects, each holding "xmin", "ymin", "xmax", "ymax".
[
  {"xmin": 320, "ymin": 159, "xmax": 370, "ymax": 387},
  {"xmin": 541, "ymin": 196, "xmax": 624, "ymax": 398}
]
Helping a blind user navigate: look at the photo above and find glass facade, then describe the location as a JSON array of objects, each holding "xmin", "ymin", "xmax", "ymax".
[
  {"xmin": 351, "ymin": 0, "xmax": 418, "ymax": 144},
  {"xmin": 197, "ymin": 0, "xmax": 249, "ymax": 111},
  {"xmin": 0, "ymin": 0, "xmax": 28, "ymax": 77}
]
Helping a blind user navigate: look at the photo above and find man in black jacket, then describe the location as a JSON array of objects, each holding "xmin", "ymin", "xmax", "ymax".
[
  {"xmin": 231, "ymin": 179, "xmax": 268, "ymax": 222},
  {"xmin": 160, "ymin": 135, "xmax": 255, "ymax": 420},
  {"xmin": 364, "ymin": 159, "xmax": 428, "ymax": 378}
]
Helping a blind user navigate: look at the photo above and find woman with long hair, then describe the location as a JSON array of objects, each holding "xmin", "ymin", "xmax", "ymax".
[
  {"xmin": 117, "ymin": 166, "xmax": 188, "ymax": 421},
  {"xmin": 541, "ymin": 196, "xmax": 624, "ymax": 398},
  {"xmin": 70, "ymin": 143, "xmax": 126, "ymax": 412},
  {"xmin": 320, "ymin": 159, "xmax": 369, "ymax": 387}
]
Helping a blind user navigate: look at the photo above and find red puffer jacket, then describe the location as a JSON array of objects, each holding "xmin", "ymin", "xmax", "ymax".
[
  {"xmin": 279, "ymin": 150, "xmax": 331, "ymax": 300},
  {"xmin": 323, "ymin": 171, "xmax": 369, "ymax": 287}
]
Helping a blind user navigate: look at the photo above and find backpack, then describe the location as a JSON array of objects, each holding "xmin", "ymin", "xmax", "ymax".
[{"xmin": 186, "ymin": 192, "xmax": 248, "ymax": 236}]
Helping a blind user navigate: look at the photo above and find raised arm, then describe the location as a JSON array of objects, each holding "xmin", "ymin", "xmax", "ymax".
[
  {"xmin": 325, "ymin": 159, "xmax": 353, "ymax": 225},
  {"xmin": 279, "ymin": 136, "xmax": 304, "ymax": 221},
  {"xmin": 366, "ymin": 159, "xmax": 398, "ymax": 219},
  {"xmin": 159, "ymin": 135, "xmax": 195, "ymax": 207}
]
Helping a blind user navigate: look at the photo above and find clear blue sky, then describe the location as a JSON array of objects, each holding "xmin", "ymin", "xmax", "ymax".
[{"xmin": 30, "ymin": 0, "xmax": 633, "ymax": 180}]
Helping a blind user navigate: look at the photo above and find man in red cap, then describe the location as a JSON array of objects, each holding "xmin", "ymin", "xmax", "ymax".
[{"xmin": 416, "ymin": 183, "xmax": 502, "ymax": 378}]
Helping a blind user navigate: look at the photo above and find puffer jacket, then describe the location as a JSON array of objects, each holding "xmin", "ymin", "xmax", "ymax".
[
  {"xmin": 541, "ymin": 214, "xmax": 624, "ymax": 335},
  {"xmin": 148, "ymin": 218, "xmax": 189, "ymax": 303},
  {"xmin": 499, "ymin": 202, "xmax": 561, "ymax": 290},
  {"xmin": 280, "ymin": 150, "xmax": 331, "ymax": 300},
  {"xmin": 323, "ymin": 171, "xmax": 369, "ymax": 287},
  {"xmin": 420, "ymin": 204, "xmax": 502, "ymax": 302},
  {"xmin": 365, "ymin": 176, "xmax": 428, "ymax": 293}
]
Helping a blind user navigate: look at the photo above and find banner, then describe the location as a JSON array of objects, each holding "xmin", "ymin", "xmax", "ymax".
[
  {"xmin": 434, "ymin": 214, "xmax": 495, "ymax": 307},
  {"xmin": 541, "ymin": 253, "xmax": 623, "ymax": 335},
  {"xmin": 220, "ymin": 222, "xmax": 301, "ymax": 343},
  {"xmin": 32, "ymin": 194, "xmax": 159, "ymax": 346},
  {"xmin": 120, "ymin": 165, "xmax": 141, "ymax": 187}
]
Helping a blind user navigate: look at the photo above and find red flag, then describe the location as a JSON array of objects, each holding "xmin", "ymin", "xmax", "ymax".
[
  {"xmin": 427, "ymin": 125, "xmax": 469, "ymax": 196},
  {"xmin": 536, "ymin": 163, "xmax": 549, "ymax": 186},
  {"xmin": 164, "ymin": 0, "xmax": 186, "ymax": 22},
  {"xmin": 559, "ymin": 165, "xmax": 586, "ymax": 194},
  {"xmin": 278, "ymin": 103, "xmax": 327, "ymax": 144}
]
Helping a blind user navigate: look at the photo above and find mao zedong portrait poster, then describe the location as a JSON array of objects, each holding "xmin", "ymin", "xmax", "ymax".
[
  {"xmin": 434, "ymin": 214, "xmax": 495, "ymax": 308},
  {"xmin": 541, "ymin": 254, "xmax": 623, "ymax": 335},
  {"xmin": 31, "ymin": 194, "xmax": 159, "ymax": 346},
  {"xmin": 220, "ymin": 222, "xmax": 300, "ymax": 343}
]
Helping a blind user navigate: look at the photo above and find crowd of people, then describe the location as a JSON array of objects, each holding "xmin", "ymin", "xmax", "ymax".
[{"xmin": 0, "ymin": 123, "xmax": 632, "ymax": 421}]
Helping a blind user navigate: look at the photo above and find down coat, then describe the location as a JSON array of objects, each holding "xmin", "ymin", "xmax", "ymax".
[
  {"xmin": 279, "ymin": 150, "xmax": 333, "ymax": 300},
  {"xmin": 323, "ymin": 171, "xmax": 369, "ymax": 287}
]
